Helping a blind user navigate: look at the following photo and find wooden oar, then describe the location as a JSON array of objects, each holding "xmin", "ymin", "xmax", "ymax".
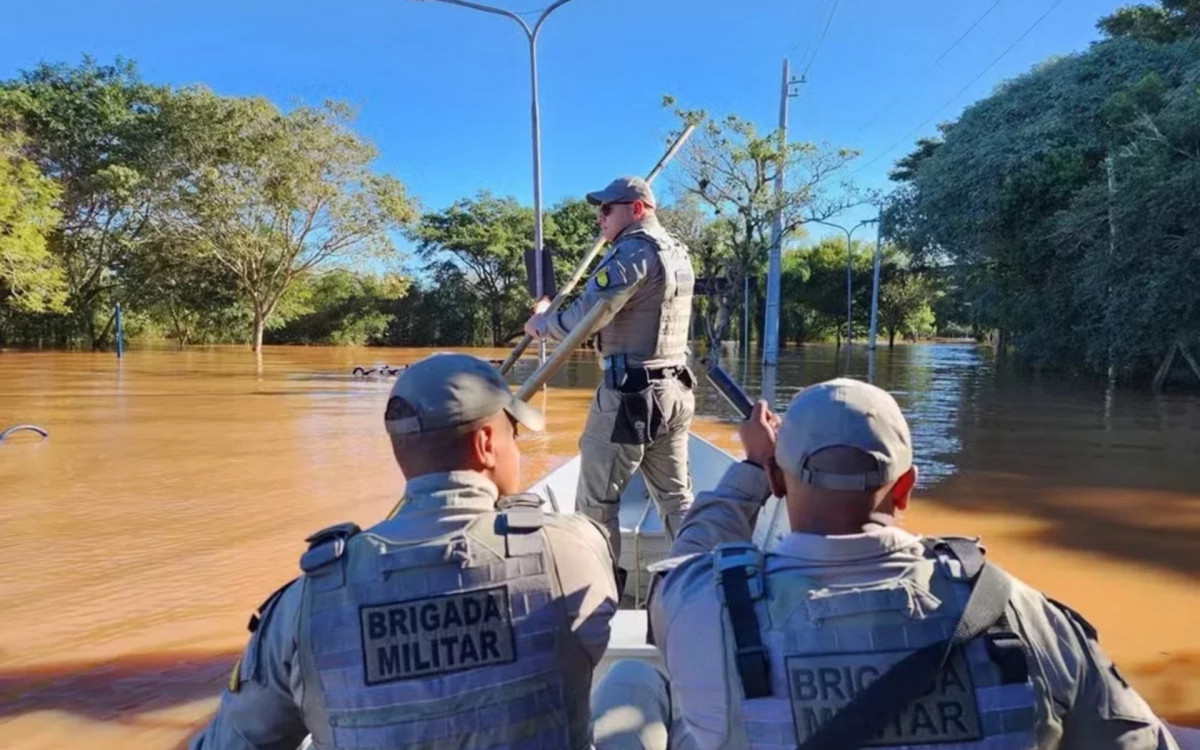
[{"xmin": 499, "ymin": 122, "xmax": 698, "ymax": 376}]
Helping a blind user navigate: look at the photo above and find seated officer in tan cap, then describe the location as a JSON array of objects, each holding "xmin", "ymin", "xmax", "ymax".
[
  {"xmin": 190, "ymin": 353, "xmax": 619, "ymax": 750},
  {"xmin": 592, "ymin": 378, "xmax": 1180, "ymax": 750},
  {"xmin": 524, "ymin": 175, "xmax": 696, "ymax": 591}
]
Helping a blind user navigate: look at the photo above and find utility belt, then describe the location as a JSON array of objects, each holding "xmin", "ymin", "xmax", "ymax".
[
  {"xmin": 602, "ymin": 354, "xmax": 694, "ymax": 393},
  {"xmin": 601, "ymin": 355, "xmax": 694, "ymax": 446}
]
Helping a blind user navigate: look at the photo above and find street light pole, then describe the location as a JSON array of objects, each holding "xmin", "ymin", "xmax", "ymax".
[
  {"xmin": 811, "ymin": 217, "xmax": 877, "ymax": 346},
  {"xmin": 416, "ymin": 0, "xmax": 576, "ymax": 362}
]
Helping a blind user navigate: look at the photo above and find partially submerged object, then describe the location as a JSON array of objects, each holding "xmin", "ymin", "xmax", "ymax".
[{"xmin": 0, "ymin": 424, "xmax": 49, "ymax": 442}]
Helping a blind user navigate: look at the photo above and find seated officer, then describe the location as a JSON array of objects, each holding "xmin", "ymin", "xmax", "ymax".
[
  {"xmin": 592, "ymin": 378, "xmax": 1181, "ymax": 750},
  {"xmin": 190, "ymin": 353, "xmax": 619, "ymax": 750}
]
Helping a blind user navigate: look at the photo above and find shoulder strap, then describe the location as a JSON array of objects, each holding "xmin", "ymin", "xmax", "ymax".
[
  {"xmin": 798, "ymin": 538, "xmax": 1013, "ymax": 750},
  {"xmin": 299, "ymin": 522, "xmax": 361, "ymax": 573},
  {"xmin": 713, "ymin": 543, "xmax": 772, "ymax": 699},
  {"xmin": 495, "ymin": 505, "xmax": 545, "ymax": 558}
]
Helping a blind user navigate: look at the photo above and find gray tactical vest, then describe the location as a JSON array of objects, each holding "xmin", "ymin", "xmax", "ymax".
[
  {"xmin": 714, "ymin": 539, "xmax": 1039, "ymax": 750},
  {"xmin": 597, "ymin": 222, "xmax": 694, "ymax": 369},
  {"xmin": 295, "ymin": 502, "xmax": 593, "ymax": 750}
]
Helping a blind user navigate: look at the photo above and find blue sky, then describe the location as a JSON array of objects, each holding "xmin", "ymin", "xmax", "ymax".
[{"xmin": 1, "ymin": 0, "xmax": 1128, "ymax": 246}]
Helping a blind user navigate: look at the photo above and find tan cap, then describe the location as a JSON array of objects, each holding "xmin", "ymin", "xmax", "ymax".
[
  {"xmin": 585, "ymin": 176, "xmax": 656, "ymax": 208},
  {"xmin": 384, "ymin": 353, "xmax": 544, "ymax": 435},
  {"xmin": 775, "ymin": 378, "xmax": 913, "ymax": 491}
]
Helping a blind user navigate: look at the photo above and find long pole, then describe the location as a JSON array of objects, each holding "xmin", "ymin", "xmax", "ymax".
[
  {"xmin": 498, "ymin": 123, "xmax": 697, "ymax": 374},
  {"xmin": 867, "ymin": 207, "xmax": 884, "ymax": 350}
]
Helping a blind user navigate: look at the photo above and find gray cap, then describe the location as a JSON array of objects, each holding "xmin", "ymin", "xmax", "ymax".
[
  {"xmin": 775, "ymin": 378, "xmax": 913, "ymax": 491},
  {"xmin": 585, "ymin": 176, "xmax": 657, "ymax": 208},
  {"xmin": 384, "ymin": 353, "xmax": 545, "ymax": 435}
]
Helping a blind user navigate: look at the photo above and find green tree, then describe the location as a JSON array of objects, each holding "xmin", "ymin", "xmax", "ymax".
[
  {"xmin": 413, "ymin": 192, "xmax": 532, "ymax": 346},
  {"xmin": 782, "ymin": 237, "xmax": 877, "ymax": 345},
  {"xmin": 0, "ymin": 58, "xmax": 174, "ymax": 347},
  {"xmin": 885, "ymin": 36, "xmax": 1200, "ymax": 376},
  {"xmin": 878, "ymin": 272, "xmax": 939, "ymax": 347},
  {"xmin": 268, "ymin": 269, "xmax": 410, "ymax": 345},
  {"xmin": 165, "ymin": 91, "xmax": 417, "ymax": 351},
  {"xmin": 413, "ymin": 194, "xmax": 597, "ymax": 347},
  {"xmin": 0, "ymin": 128, "xmax": 65, "ymax": 313},
  {"xmin": 663, "ymin": 97, "xmax": 860, "ymax": 360},
  {"xmin": 130, "ymin": 235, "xmax": 248, "ymax": 346},
  {"xmin": 1098, "ymin": 0, "xmax": 1200, "ymax": 42}
]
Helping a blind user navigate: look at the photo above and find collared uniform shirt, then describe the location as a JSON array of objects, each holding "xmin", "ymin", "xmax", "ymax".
[
  {"xmin": 190, "ymin": 471, "xmax": 618, "ymax": 750},
  {"xmin": 650, "ymin": 462, "xmax": 1180, "ymax": 750}
]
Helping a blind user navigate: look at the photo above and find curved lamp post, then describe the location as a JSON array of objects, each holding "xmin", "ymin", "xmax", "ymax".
[
  {"xmin": 414, "ymin": 0, "xmax": 578, "ymax": 362},
  {"xmin": 810, "ymin": 216, "xmax": 877, "ymax": 346}
]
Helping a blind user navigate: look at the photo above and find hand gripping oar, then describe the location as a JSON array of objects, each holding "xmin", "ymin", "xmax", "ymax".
[{"xmin": 499, "ymin": 122, "xmax": 698, "ymax": 376}]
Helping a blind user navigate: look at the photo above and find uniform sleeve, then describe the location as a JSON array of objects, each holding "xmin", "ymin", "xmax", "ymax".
[
  {"xmin": 546, "ymin": 238, "xmax": 654, "ymax": 341},
  {"xmin": 189, "ymin": 579, "xmax": 310, "ymax": 750},
  {"xmin": 543, "ymin": 516, "xmax": 620, "ymax": 667},
  {"xmin": 1007, "ymin": 582, "xmax": 1180, "ymax": 750},
  {"xmin": 668, "ymin": 461, "xmax": 773, "ymax": 558}
]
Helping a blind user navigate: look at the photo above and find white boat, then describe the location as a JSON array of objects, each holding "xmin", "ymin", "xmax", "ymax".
[{"xmin": 525, "ymin": 432, "xmax": 789, "ymax": 682}]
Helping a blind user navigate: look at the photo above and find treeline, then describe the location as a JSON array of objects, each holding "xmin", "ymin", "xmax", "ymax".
[
  {"xmin": 884, "ymin": 0, "xmax": 1200, "ymax": 380},
  {"xmin": 0, "ymin": 58, "xmax": 415, "ymax": 351},
  {"xmin": 1, "ymin": 57, "xmax": 945, "ymax": 352}
]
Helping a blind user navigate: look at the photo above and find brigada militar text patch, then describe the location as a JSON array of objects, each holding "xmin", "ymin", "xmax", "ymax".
[
  {"xmin": 787, "ymin": 648, "xmax": 982, "ymax": 746},
  {"xmin": 360, "ymin": 586, "xmax": 515, "ymax": 684}
]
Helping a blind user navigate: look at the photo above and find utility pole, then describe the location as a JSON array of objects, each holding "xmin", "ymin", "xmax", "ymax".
[
  {"xmin": 1106, "ymin": 153, "xmax": 1116, "ymax": 386},
  {"xmin": 867, "ymin": 206, "xmax": 885, "ymax": 350},
  {"xmin": 763, "ymin": 59, "xmax": 802, "ymax": 368},
  {"xmin": 762, "ymin": 59, "xmax": 802, "ymax": 406}
]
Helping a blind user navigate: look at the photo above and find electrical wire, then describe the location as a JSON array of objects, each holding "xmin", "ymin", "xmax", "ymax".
[
  {"xmin": 851, "ymin": 0, "xmax": 1068, "ymax": 177},
  {"xmin": 856, "ymin": 0, "xmax": 1006, "ymax": 134}
]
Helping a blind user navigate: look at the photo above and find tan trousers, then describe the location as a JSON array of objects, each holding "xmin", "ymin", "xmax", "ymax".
[{"xmin": 575, "ymin": 377, "xmax": 694, "ymax": 563}]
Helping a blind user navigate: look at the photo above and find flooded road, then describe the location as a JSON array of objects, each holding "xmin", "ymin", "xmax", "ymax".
[{"xmin": 1, "ymin": 343, "xmax": 1197, "ymax": 748}]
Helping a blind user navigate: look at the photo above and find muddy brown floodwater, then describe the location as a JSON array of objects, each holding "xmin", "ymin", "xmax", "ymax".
[{"xmin": 1, "ymin": 343, "xmax": 1197, "ymax": 749}]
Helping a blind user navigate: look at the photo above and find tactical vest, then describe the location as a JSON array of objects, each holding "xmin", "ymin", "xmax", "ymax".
[
  {"xmin": 713, "ymin": 538, "xmax": 1038, "ymax": 750},
  {"xmin": 295, "ymin": 501, "xmax": 593, "ymax": 750},
  {"xmin": 597, "ymin": 222, "xmax": 694, "ymax": 368}
]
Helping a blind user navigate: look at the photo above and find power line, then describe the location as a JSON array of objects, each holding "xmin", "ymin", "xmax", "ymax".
[
  {"xmin": 933, "ymin": 0, "xmax": 1006, "ymax": 67},
  {"xmin": 857, "ymin": 0, "xmax": 1005, "ymax": 134},
  {"xmin": 801, "ymin": 0, "xmax": 841, "ymax": 78},
  {"xmin": 851, "ymin": 0, "xmax": 1068, "ymax": 177},
  {"xmin": 790, "ymin": 0, "xmax": 833, "ymax": 63}
]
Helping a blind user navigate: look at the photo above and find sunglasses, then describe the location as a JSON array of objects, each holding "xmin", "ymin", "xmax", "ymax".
[{"xmin": 600, "ymin": 201, "xmax": 633, "ymax": 217}]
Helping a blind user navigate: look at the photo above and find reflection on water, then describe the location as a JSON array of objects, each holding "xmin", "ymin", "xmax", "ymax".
[{"xmin": 1, "ymin": 343, "xmax": 1198, "ymax": 747}]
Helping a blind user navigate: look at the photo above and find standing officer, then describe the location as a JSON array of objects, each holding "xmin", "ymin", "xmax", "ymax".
[
  {"xmin": 189, "ymin": 353, "xmax": 619, "ymax": 750},
  {"xmin": 524, "ymin": 176, "xmax": 696, "ymax": 584},
  {"xmin": 592, "ymin": 378, "xmax": 1182, "ymax": 750}
]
